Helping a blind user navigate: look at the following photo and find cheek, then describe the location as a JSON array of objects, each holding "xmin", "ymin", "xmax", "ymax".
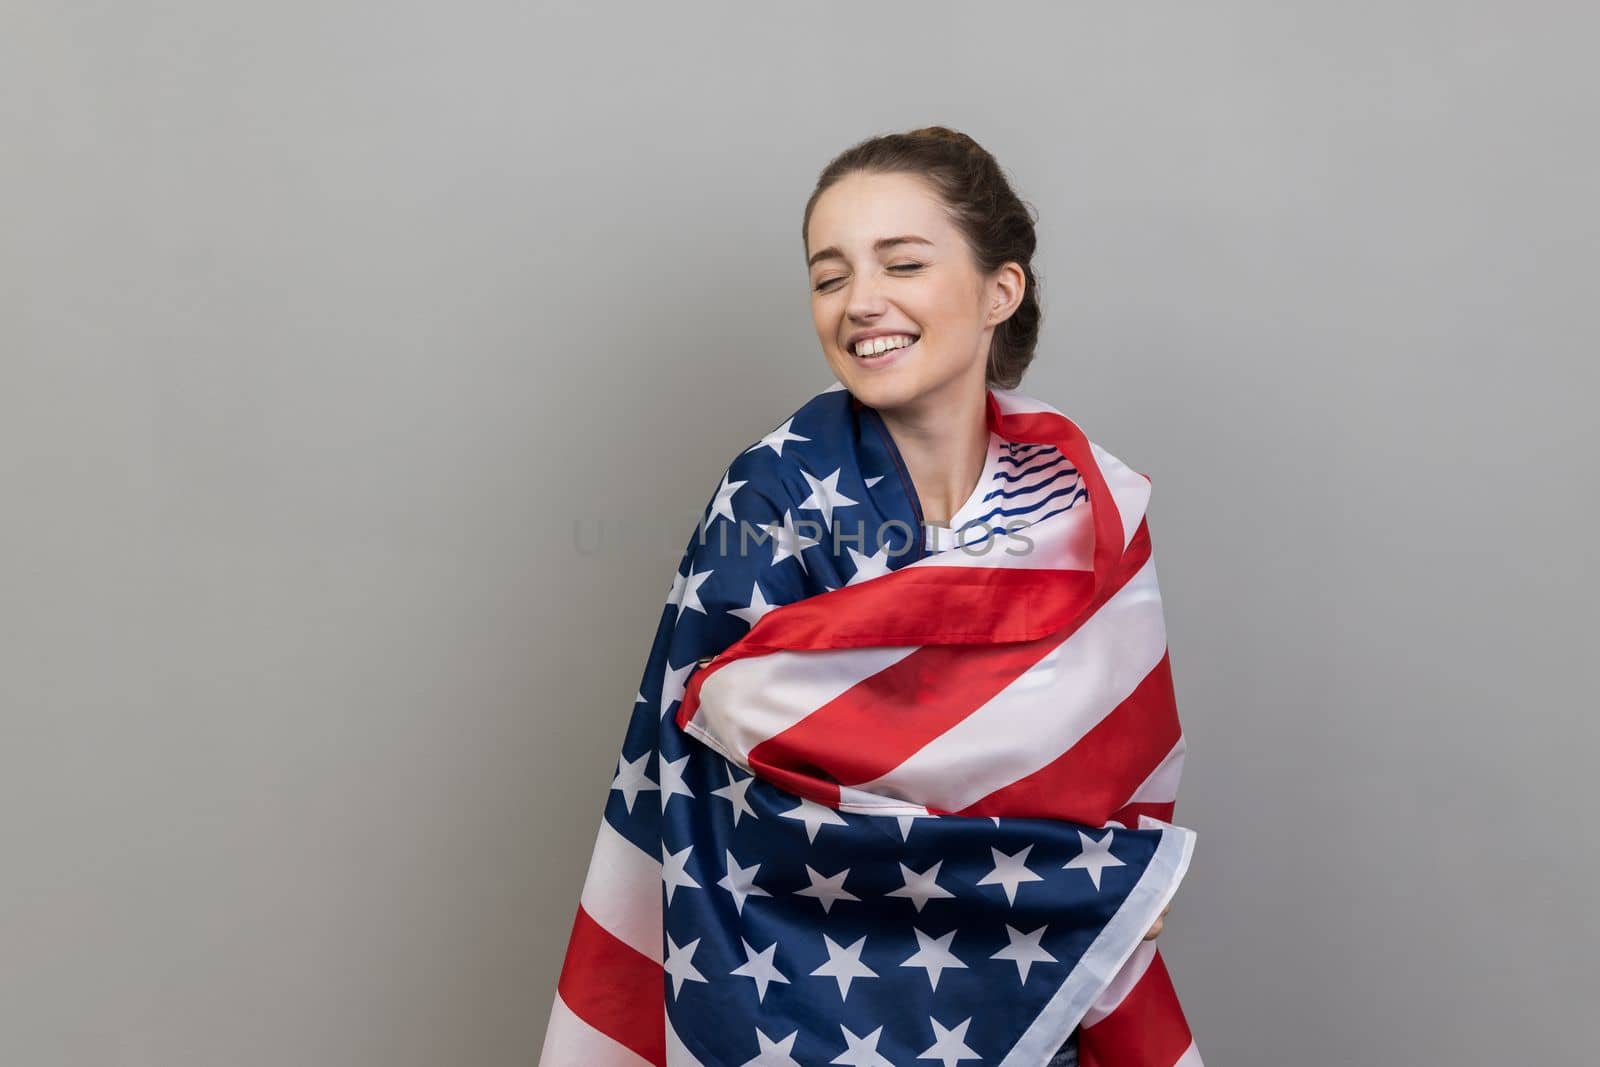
[
  {"xmin": 918, "ymin": 284, "xmax": 981, "ymax": 338},
  {"xmin": 907, "ymin": 278, "xmax": 961, "ymax": 322},
  {"xmin": 813, "ymin": 316, "xmax": 842, "ymax": 353}
]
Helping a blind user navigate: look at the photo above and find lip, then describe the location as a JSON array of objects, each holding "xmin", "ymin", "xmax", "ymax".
[
  {"xmin": 847, "ymin": 336, "xmax": 918, "ymax": 370},
  {"xmin": 845, "ymin": 328, "xmax": 921, "ymax": 352}
]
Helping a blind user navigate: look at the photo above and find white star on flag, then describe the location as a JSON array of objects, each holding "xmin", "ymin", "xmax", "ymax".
[
  {"xmin": 991, "ymin": 923, "xmax": 1058, "ymax": 982},
  {"xmin": 887, "ymin": 860, "xmax": 956, "ymax": 912},
  {"xmin": 977, "ymin": 843, "xmax": 1045, "ymax": 905},
  {"xmin": 899, "ymin": 927, "xmax": 968, "ymax": 990},
  {"xmin": 896, "ymin": 811, "xmax": 937, "ymax": 841},
  {"xmin": 797, "ymin": 467, "xmax": 860, "ymax": 531},
  {"xmin": 762, "ymin": 509, "xmax": 821, "ymax": 570},
  {"xmin": 661, "ymin": 843, "xmax": 700, "ymax": 905},
  {"xmin": 918, "ymin": 1016, "xmax": 983, "ymax": 1066},
  {"xmin": 729, "ymin": 579, "xmax": 780, "ymax": 629},
  {"xmin": 707, "ymin": 469, "xmax": 749, "ymax": 526},
  {"xmin": 609, "ymin": 750, "xmax": 657, "ymax": 813},
  {"xmin": 778, "ymin": 795, "xmax": 849, "ymax": 843},
  {"xmin": 730, "ymin": 936, "xmax": 791, "ymax": 1002},
  {"xmin": 811, "ymin": 933, "xmax": 878, "ymax": 999},
  {"xmin": 831, "ymin": 1023, "xmax": 894, "ymax": 1066},
  {"xmin": 1063, "ymin": 828, "xmax": 1126, "ymax": 891},
  {"xmin": 711, "ymin": 762, "xmax": 759, "ymax": 826},
  {"xmin": 844, "ymin": 543, "xmax": 895, "ymax": 586},
  {"xmin": 663, "ymin": 934, "xmax": 707, "ymax": 998},
  {"xmin": 794, "ymin": 864, "xmax": 860, "ymax": 913},
  {"xmin": 739, "ymin": 1026, "xmax": 802, "ymax": 1067},
  {"xmin": 717, "ymin": 848, "xmax": 772, "ymax": 915},
  {"xmin": 673, "ymin": 563, "xmax": 714, "ymax": 619},
  {"xmin": 658, "ymin": 752, "xmax": 695, "ymax": 810},
  {"xmin": 745, "ymin": 417, "xmax": 809, "ymax": 458},
  {"xmin": 658, "ymin": 657, "xmax": 695, "ymax": 719}
]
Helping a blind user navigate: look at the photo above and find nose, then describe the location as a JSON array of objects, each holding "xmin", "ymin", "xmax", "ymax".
[{"xmin": 843, "ymin": 275, "xmax": 890, "ymax": 322}]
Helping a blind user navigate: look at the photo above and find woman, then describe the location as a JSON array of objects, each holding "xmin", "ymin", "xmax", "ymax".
[
  {"xmin": 804, "ymin": 127, "xmax": 1173, "ymax": 1067},
  {"xmin": 542, "ymin": 127, "xmax": 1194, "ymax": 1067}
]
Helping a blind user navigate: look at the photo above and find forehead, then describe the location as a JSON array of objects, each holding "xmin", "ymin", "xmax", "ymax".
[{"xmin": 806, "ymin": 171, "xmax": 953, "ymax": 256}]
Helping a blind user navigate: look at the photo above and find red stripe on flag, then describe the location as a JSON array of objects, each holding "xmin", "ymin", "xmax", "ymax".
[
  {"xmin": 678, "ymin": 566, "xmax": 1099, "ymax": 734},
  {"xmin": 959, "ymin": 650, "xmax": 1181, "ymax": 825},
  {"xmin": 554, "ymin": 904, "xmax": 666, "ymax": 1067},
  {"xmin": 742, "ymin": 750, "xmax": 845, "ymax": 806},
  {"xmin": 991, "ymin": 401, "xmax": 1128, "ymax": 607},
  {"xmin": 747, "ymin": 627, "xmax": 1068, "ymax": 795},
  {"xmin": 744, "ymin": 563, "xmax": 1095, "ymax": 654},
  {"xmin": 1077, "ymin": 950, "xmax": 1193, "ymax": 1067}
]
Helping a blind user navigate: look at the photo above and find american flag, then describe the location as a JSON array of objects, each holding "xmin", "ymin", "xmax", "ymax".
[{"xmin": 542, "ymin": 383, "xmax": 1201, "ymax": 1066}]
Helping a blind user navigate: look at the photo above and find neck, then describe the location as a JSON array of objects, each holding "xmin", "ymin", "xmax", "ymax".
[{"xmin": 878, "ymin": 381, "xmax": 992, "ymax": 526}]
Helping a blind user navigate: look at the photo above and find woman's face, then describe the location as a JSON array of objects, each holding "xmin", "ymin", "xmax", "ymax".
[{"xmin": 806, "ymin": 170, "xmax": 1016, "ymax": 414}]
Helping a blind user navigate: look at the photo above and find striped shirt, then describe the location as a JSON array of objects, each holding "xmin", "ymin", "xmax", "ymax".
[{"xmin": 924, "ymin": 431, "xmax": 1089, "ymax": 553}]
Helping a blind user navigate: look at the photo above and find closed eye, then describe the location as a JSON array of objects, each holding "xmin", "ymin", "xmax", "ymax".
[{"xmin": 812, "ymin": 263, "xmax": 925, "ymax": 293}]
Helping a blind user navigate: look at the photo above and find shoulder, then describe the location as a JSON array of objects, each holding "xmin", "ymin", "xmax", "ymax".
[{"xmin": 717, "ymin": 382, "xmax": 857, "ymax": 508}]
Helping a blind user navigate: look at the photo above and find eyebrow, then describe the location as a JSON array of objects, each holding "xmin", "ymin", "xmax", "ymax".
[{"xmin": 807, "ymin": 234, "xmax": 934, "ymax": 269}]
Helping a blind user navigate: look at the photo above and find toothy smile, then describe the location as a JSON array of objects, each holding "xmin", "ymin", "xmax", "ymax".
[{"xmin": 851, "ymin": 333, "xmax": 919, "ymax": 358}]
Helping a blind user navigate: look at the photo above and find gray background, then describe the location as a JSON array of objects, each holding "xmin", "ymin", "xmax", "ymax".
[{"xmin": 3, "ymin": 2, "xmax": 1595, "ymax": 1065}]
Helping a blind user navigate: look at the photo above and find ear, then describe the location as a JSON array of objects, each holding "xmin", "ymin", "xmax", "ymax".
[{"xmin": 987, "ymin": 261, "xmax": 1027, "ymax": 325}]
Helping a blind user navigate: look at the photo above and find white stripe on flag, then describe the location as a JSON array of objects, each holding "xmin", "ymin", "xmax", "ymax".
[
  {"xmin": 852, "ymin": 555, "xmax": 1169, "ymax": 811},
  {"xmin": 690, "ymin": 645, "xmax": 915, "ymax": 765},
  {"xmin": 1129, "ymin": 735, "xmax": 1187, "ymax": 806},
  {"xmin": 578, "ymin": 817, "xmax": 662, "ymax": 964},
  {"xmin": 1088, "ymin": 439, "xmax": 1153, "ymax": 549},
  {"xmin": 1079, "ymin": 940, "xmax": 1158, "ymax": 1026},
  {"xmin": 539, "ymin": 991, "xmax": 654, "ymax": 1067}
]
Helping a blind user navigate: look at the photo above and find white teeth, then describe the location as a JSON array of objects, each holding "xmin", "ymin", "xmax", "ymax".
[{"xmin": 852, "ymin": 334, "xmax": 917, "ymax": 357}]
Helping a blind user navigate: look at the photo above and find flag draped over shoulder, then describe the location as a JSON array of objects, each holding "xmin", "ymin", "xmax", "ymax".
[{"xmin": 541, "ymin": 382, "xmax": 1202, "ymax": 1067}]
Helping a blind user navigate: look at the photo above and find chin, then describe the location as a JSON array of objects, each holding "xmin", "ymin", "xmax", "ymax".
[
  {"xmin": 829, "ymin": 347, "xmax": 943, "ymax": 411},
  {"xmin": 840, "ymin": 373, "xmax": 922, "ymax": 412}
]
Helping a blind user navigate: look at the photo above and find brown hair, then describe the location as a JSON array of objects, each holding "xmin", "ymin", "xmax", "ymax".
[{"xmin": 801, "ymin": 126, "xmax": 1043, "ymax": 390}]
